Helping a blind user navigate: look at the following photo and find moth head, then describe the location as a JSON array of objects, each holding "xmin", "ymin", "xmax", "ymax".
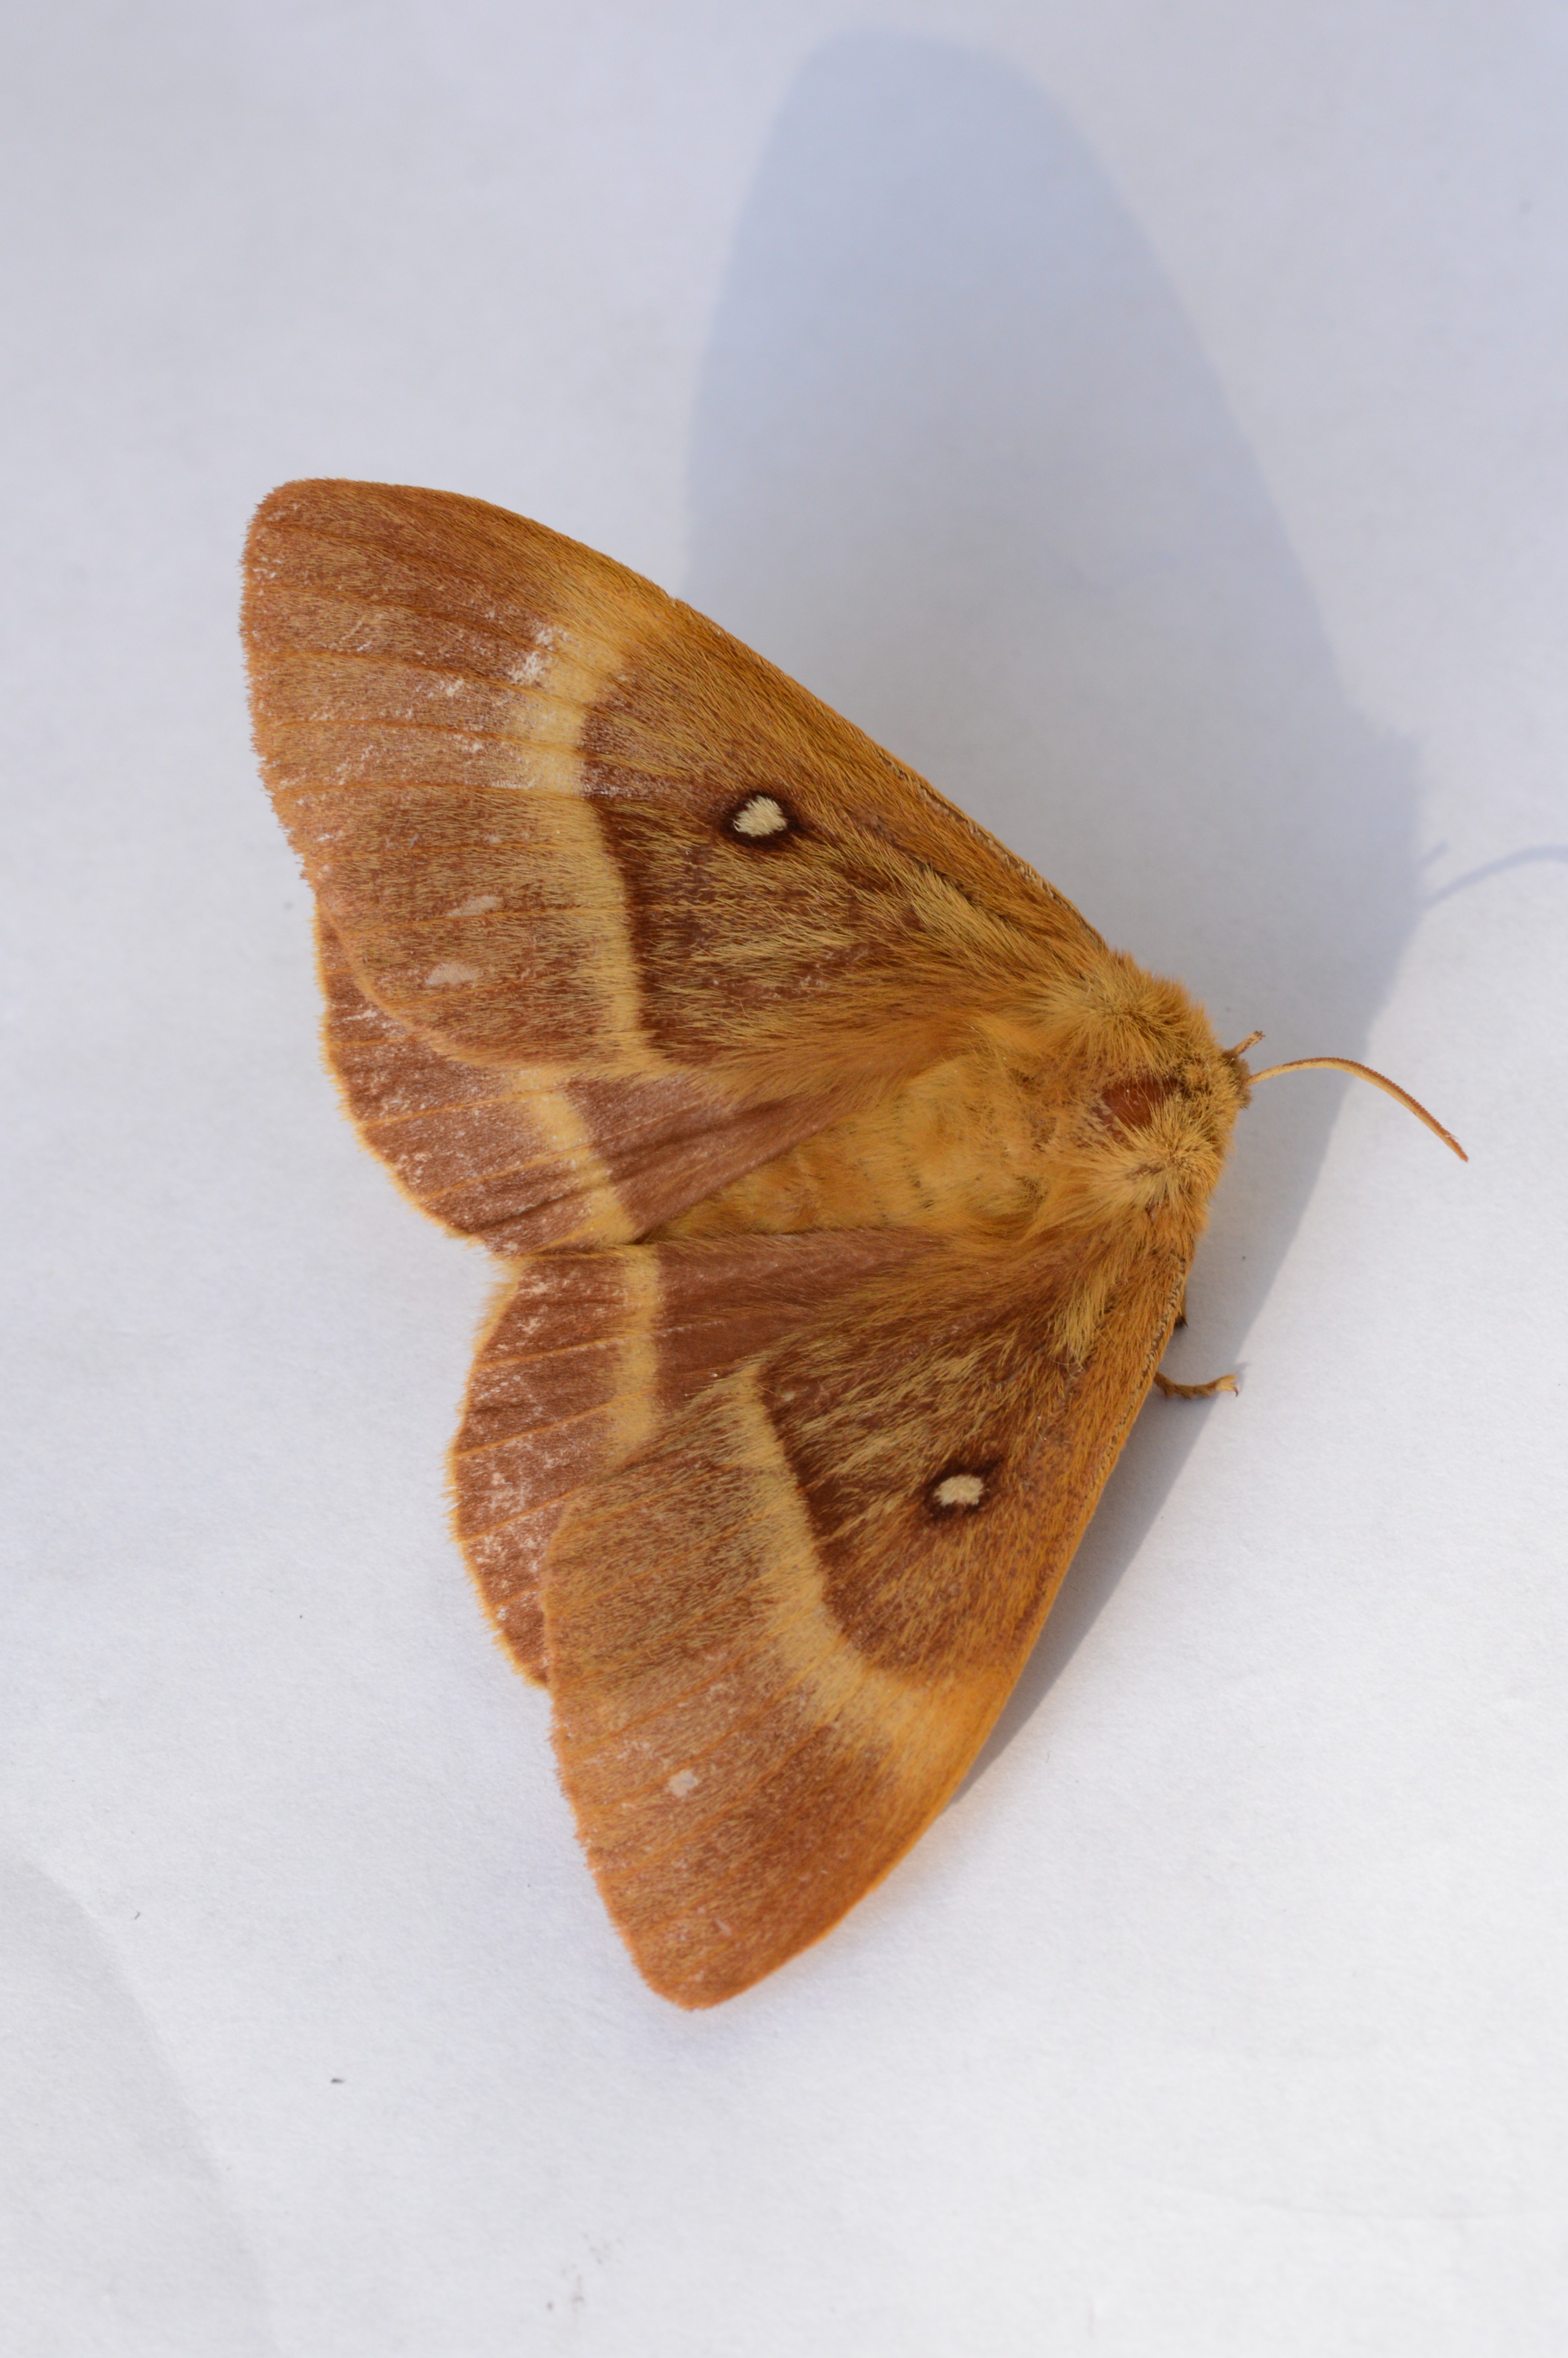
[
  {"xmin": 1036, "ymin": 977, "xmax": 1465, "ymax": 1247},
  {"xmin": 1021, "ymin": 958, "xmax": 1251, "ymax": 1238},
  {"xmin": 1085, "ymin": 1050, "xmax": 1246, "ymax": 1226}
]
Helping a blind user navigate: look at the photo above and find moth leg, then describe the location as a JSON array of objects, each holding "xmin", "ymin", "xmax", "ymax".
[
  {"xmin": 1153, "ymin": 1370, "xmax": 1237, "ymax": 1401},
  {"xmin": 1174, "ymin": 1286, "xmax": 1189, "ymax": 1329}
]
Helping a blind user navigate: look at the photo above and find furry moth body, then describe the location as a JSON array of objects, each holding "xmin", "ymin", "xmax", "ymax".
[{"xmin": 243, "ymin": 480, "xmax": 1460, "ymax": 2009}]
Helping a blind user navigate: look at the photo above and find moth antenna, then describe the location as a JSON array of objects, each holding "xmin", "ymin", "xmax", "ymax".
[
  {"xmin": 1247, "ymin": 1056, "xmax": 1467, "ymax": 1162},
  {"xmin": 1227, "ymin": 1029, "xmax": 1265, "ymax": 1057}
]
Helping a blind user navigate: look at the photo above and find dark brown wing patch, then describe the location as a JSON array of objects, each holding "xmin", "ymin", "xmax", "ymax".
[{"xmin": 453, "ymin": 1231, "xmax": 929, "ymax": 1681}]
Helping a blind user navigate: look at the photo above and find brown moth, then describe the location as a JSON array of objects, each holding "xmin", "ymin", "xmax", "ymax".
[{"xmin": 242, "ymin": 480, "xmax": 1463, "ymax": 2008}]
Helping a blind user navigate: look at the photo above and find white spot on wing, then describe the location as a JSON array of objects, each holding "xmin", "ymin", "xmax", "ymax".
[
  {"xmin": 732, "ymin": 793, "xmax": 789, "ymax": 839},
  {"xmin": 450, "ymin": 893, "xmax": 501, "ymax": 917},
  {"xmin": 667, "ymin": 1768, "xmax": 699, "ymax": 1798},
  {"xmin": 423, "ymin": 961, "xmax": 481, "ymax": 988},
  {"xmin": 933, "ymin": 1472, "xmax": 986, "ymax": 1511},
  {"xmin": 510, "ymin": 626, "xmax": 558, "ymax": 687}
]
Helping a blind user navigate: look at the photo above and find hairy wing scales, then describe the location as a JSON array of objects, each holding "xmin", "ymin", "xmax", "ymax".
[
  {"xmin": 451, "ymin": 1233, "xmax": 928, "ymax": 1684},
  {"xmin": 545, "ymin": 1245, "xmax": 1184, "ymax": 2003}
]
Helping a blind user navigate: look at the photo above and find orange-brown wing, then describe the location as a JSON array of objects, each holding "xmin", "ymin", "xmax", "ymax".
[
  {"xmin": 449, "ymin": 1229, "xmax": 931, "ymax": 1682},
  {"xmin": 243, "ymin": 480, "xmax": 1100, "ymax": 1238},
  {"xmin": 543, "ymin": 1231, "xmax": 1188, "ymax": 2007},
  {"xmin": 314, "ymin": 920, "xmax": 857, "ymax": 1252}
]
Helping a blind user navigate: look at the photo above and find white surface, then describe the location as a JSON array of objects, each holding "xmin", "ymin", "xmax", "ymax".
[{"xmin": 4, "ymin": 6, "xmax": 1566, "ymax": 2353}]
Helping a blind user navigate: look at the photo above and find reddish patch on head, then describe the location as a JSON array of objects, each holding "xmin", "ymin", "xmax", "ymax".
[{"xmin": 1099, "ymin": 1073, "xmax": 1181, "ymax": 1132}]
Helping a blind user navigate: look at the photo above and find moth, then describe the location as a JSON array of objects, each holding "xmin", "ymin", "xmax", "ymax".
[{"xmin": 242, "ymin": 480, "xmax": 1462, "ymax": 2008}]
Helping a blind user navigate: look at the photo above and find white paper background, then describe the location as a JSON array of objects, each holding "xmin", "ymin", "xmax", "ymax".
[{"xmin": 4, "ymin": 5, "xmax": 1567, "ymax": 2353}]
